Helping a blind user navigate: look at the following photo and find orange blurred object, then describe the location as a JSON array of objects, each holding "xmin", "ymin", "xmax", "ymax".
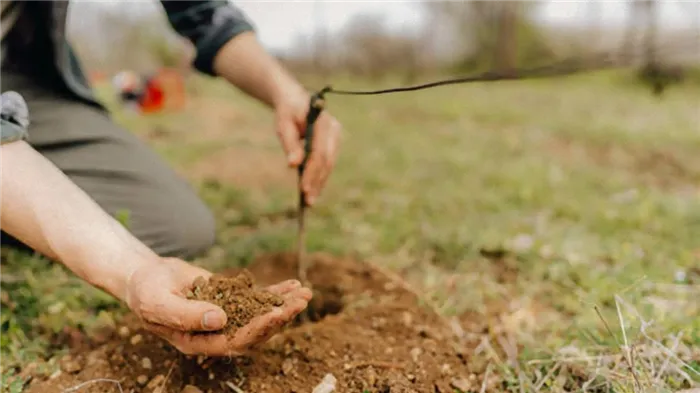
[{"xmin": 139, "ymin": 76, "xmax": 165, "ymax": 113}]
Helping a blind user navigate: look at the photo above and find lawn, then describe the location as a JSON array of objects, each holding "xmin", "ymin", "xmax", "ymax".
[{"xmin": 1, "ymin": 70, "xmax": 699, "ymax": 392}]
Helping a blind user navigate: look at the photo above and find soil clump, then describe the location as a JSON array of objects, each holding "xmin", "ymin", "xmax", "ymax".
[{"xmin": 187, "ymin": 271, "xmax": 284, "ymax": 336}]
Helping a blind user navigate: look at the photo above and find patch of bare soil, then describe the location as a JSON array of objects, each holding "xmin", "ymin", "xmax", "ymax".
[
  {"xmin": 187, "ymin": 271, "xmax": 284, "ymax": 336},
  {"xmin": 27, "ymin": 253, "xmax": 479, "ymax": 393}
]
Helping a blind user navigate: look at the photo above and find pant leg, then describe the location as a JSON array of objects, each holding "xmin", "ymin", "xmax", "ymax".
[{"xmin": 1, "ymin": 70, "xmax": 216, "ymax": 258}]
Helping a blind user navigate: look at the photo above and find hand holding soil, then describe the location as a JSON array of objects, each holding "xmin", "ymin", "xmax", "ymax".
[{"xmin": 125, "ymin": 257, "xmax": 311, "ymax": 356}]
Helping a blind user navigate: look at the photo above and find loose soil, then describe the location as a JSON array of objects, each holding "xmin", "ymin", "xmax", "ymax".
[
  {"xmin": 26, "ymin": 253, "xmax": 480, "ymax": 393},
  {"xmin": 187, "ymin": 271, "xmax": 284, "ymax": 337}
]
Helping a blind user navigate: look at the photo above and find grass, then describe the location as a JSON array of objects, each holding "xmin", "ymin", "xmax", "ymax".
[{"xmin": 2, "ymin": 70, "xmax": 699, "ymax": 392}]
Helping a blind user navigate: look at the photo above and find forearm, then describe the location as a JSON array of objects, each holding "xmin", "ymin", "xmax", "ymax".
[
  {"xmin": 0, "ymin": 141, "xmax": 159, "ymax": 302},
  {"xmin": 212, "ymin": 32, "xmax": 307, "ymax": 108}
]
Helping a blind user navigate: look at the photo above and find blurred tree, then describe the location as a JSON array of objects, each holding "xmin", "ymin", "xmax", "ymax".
[{"xmin": 423, "ymin": 1, "xmax": 552, "ymax": 73}]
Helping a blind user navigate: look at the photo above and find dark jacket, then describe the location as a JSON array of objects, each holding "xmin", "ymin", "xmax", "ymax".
[{"xmin": 2, "ymin": 1, "xmax": 255, "ymax": 107}]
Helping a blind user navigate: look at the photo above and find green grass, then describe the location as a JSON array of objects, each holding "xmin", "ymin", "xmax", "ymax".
[{"xmin": 2, "ymin": 70, "xmax": 699, "ymax": 392}]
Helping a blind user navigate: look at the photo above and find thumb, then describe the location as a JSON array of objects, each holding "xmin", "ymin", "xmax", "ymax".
[
  {"xmin": 276, "ymin": 115, "xmax": 304, "ymax": 167},
  {"xmin": 144, "ymin": 293, "xmax": 228, "ymax": 332}
]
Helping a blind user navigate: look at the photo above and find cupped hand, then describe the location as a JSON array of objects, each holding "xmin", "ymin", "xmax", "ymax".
[
  {"xmin": 275, "ymin": 91, "xmax": 342, "ymax": 206},
  {"xmin": 124, "ymin": 257, "xmax": 312, "ymax": 356}
]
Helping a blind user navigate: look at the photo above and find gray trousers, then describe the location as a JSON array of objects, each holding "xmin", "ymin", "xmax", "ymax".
[{"xmin": 1, "ymin": 70, "xmax": 216, "ymax": 258}]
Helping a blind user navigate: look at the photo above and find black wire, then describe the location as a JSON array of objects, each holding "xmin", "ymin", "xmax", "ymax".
[{"xmin": 312, "ymin": 36, "xmax": 699, "ymax": 97}]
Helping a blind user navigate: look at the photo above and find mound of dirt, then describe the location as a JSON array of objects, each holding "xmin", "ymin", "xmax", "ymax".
[
  {"xmin": 187, "ymin": 271, "xmax": 283, "ymax": 336},
  {"xmin": 26, "ymin": 253, "xmax": 479, "ymax": 393}
]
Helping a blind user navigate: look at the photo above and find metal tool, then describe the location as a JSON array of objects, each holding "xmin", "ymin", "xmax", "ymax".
[{"xmin": 297, "ymin": 89, "xmax": 328, "ymax": 286}]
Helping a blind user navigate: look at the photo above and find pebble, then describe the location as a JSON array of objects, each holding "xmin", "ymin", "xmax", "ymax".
[
  {"xmin": 136, "ymin": 375, "xmax": 149, "ymax": 386},
  {"xmin": 440, "ymin": 363, "xmax": 452, "ymax": 376},
  {"xmin": 450, "ymin": 377, "xmax": 472, "ymax": 392},
  {"xmin": 281, "ymin": 358, "xmax": 294, "ymax": 376},
  {"xmin": 208, "ymin": 371, "xmax": 215, "ymax": 380},
  {"xmin": 410, "ymin": 347, "xmax": 422, "ymax": 363},
  {"xmin": 142, "ymin": 357, "xmax": 152, "ymax": 369},
  {"xmin": 130, "ymin": 334, "xmax": 143, "ymax": 345},
  {"xmin": 401, "ymin": 311, "xmax": 413, "ymax": 327},
  {"xmin": 117, "ymin": 326, "xmax": 130, "ymax": 338},
  {"xmin": 59, "ymin": 355, "xmax": 82, "ymax": 373},
  {"xmin": 406, "ymin": 374, "xmax": 416, "ymax": 382},
  {"xmin": 146, "ymin": 374, "xmax": 165, "ymax": 390},
  {"xmin": 181, "ymin": 386, "xmax": 203, "ymax": 393},
  {"xmin": 312, "ymin": 373, "xmax": 337, "ymax": 393}
]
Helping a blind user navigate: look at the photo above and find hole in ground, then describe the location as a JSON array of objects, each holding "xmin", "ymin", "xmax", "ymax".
[{"xmin": 296, "ymin": 284, "xmax": 345, "ymax": 324}]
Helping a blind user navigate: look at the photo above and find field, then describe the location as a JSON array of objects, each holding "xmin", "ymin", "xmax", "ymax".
[{"xmin": 1, "ymin": 70, "xmax": 699, "ymax": 392}]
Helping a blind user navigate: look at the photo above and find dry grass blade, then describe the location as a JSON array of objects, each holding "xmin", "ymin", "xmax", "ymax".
[
  {"xmin": 479, "ymin": 362, "xmax": 492, "ymax": 393},
  {"xmin": 224, "ymin": 381, "xmax": 246, "ymax": 393},
  {"xmin": 614, "ymin": 295, "xmax": 642, "ymax": 391},
  {"xmin": 62, "ymin": 379, "xmax": 124, "ymax": 393}
]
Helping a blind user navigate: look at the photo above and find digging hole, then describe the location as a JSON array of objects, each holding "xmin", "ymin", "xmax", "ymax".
[{"xmin": 299, "ymin": 284, "xmax": 345, "ymax": 323}]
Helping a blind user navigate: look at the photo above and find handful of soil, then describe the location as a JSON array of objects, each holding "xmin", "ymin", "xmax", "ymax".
[{"xmin": 187, "ymin": 270, "xmax": 284, "ymax": 336}]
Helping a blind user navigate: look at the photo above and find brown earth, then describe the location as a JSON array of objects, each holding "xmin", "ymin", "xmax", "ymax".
[
  {"xmin": 187, "ymin": 271, "xmax": 284, "ymax": 337},
  {"xmin": 26, "ymin": 253, "xmax": 481, "ymax": 393}
]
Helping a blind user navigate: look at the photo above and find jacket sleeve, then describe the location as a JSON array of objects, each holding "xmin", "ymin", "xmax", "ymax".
[
  {"xmin": 0, "ymin": 91, "xmax": 30, "ymax": 145},
  {"xmin": 160, "ymin": 0, "xmax": 255, "ymax": 76}
]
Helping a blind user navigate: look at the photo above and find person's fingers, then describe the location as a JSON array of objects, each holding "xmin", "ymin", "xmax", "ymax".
[
  {"xmin": 276, "ymin": 113, "xmax": 304, "ymax": 167},
  {"xmin": 302, "ymin": 113, "xmax": 341, "ymax": 205},
  {"xmin": 282, "ymin": 287, "xmax": 313, "ymax": 305},
  {"xmin": 265, "ymin": 279, "xmax": 302, "ymax": 296},
  {"xmin": 144, "ymin": 323, "xmax": 236, "ymax": 357},
  {"xmin": 138, "ymin": 292, "xmax": 227, "ymax": 333}
]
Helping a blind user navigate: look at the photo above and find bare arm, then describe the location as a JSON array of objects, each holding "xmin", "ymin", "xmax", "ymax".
[
  {"xmin": 0, "ymin": 140, "xmax": 153, "ymax": 301},
  {"xmin": 0, "ymin": 140, "xmax": 311, "ymax": 356},
  {"xmin": 213, "ymin": 32, "xmax": 342, "ymax": 205}
]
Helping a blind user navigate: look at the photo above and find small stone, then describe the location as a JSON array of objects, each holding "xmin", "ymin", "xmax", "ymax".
[
  {"xmin": 208, "ymin": 372, "xmax": 215, "ymax": 380},
  {"xmin": 142, "ymin": 357, "xmax": 152, "ymax": 369},
  {"xmin": 137, "ymin": 375, "xmax": 149, "ymax": 386},
  {"xmin": 367, "ymin": 367, "xmax": 377, "ymax": 386},
  {"xmin": 130, "ymin": 334, "xmax": 143, "ymax": 345},
  {"xmin": 402, "ymin": 311, "xmax": 413, "ymax": 327},
  {"xmin": 281, "ymin": 358, "xmax": 294, "ymax": 376},
  {"xmin": 450, "ymin": 377, "xmax": 472, "ymax": 392},
  {"xmin": 415, "ymin": 325, "xmax": 430, "ymax": 338},
  {"xmin": 49, "ymin": 370, "xmax": 62, "ymax": 380},
  {"xmin": 146, "ymin": 374, "xmax": 165, "ymax": 390},
  {"xmin": 117, "ymin": 326, "xmax": 130, "ymax": 338},
  {"xmin": 410, "ymin": 347, "xmax": 422, "ymax": 363},
  {"xmin": 343, "ymin": 363, "xmax": 351, "ymax": 370},
  {"xmin": 312, "ymin": 373, "xmax": 337, "ymax": 393},
  {"xmin": 59, "ymin": 355, "xmax": 82, "ymax": 373},
  {"xmin": 181, "ymin": 386, "xmax": 203, "ymax": 393},
  {"xmin": 406, "ymin": 374, "xmax": 416, "ymax": 382},
  {"xmin": 440, "ymin": 363, "xmax": 452, "ymax": 375}
]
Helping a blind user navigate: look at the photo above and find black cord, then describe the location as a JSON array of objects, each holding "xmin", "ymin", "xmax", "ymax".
[{"xmin": 310, "ymin": 36, "xmax": 699, "ymax": 98}]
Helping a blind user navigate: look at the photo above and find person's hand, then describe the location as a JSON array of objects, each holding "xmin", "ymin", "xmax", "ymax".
[
  {"xmin": 274, "ymin": 90, "xmax": 342, "ymax": 206},
  {"xmin": 124, "ymin": 257, "xmax": 312, "ymax": 356}
]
